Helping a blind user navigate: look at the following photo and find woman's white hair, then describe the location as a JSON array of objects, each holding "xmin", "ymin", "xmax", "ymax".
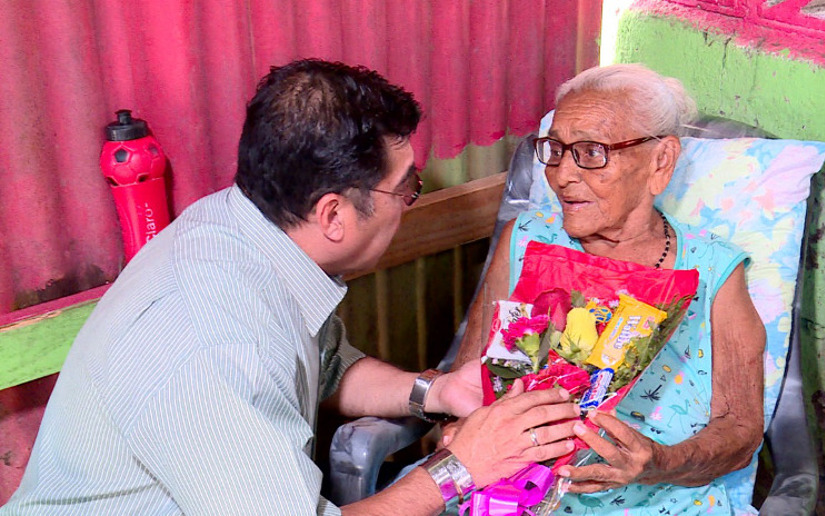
[{"xmin": 556, "ymin": 63, "xmax": 697, "ymax": 137}]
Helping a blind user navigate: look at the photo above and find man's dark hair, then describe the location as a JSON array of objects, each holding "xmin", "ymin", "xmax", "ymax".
[{"xmin": 235, "ymin": 59, "xmax": 422, "ymax": 228}]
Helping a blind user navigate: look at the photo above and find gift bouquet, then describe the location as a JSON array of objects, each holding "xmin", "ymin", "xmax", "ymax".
[{"xmin": 463, "ymin": 242, "xmax": 699, "ymax": 516}]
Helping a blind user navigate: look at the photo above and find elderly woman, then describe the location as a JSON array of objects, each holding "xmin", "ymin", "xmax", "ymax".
[{"xmin": 449, "ymin": 64, "xmax": 766, "ymax": 515}]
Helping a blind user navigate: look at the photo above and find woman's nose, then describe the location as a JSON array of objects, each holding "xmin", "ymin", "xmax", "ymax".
[{"xmin": 547, "ymin": 151, "xmax": 582, "ymax": 187}]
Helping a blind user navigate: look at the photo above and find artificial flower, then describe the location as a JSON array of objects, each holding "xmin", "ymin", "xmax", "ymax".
[
  {"xmin": 502, "ymin": 314, "xmax": 549, "ymax": 372},
  {"xmin": 531, "ymin": 288, "xmax": 571, "ymax": 332},
  {"xmin": 558, "ymin": 307, "xmax": 599, "ymax": 365}
]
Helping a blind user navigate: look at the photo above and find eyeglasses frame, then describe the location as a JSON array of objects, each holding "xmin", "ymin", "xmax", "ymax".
[
  {"xmin": 369, "ymin": 170, "xmax": 423, "ymax": 206},
  {"xmin": 533, "ymin": 135, "xmax": 663, "ymax": 170}
]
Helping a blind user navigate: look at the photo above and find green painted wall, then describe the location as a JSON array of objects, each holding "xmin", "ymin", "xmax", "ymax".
[
  {"xmin": 614, "ymin": 12, "xmax": 825, "ymax": 141},
  {"xmin": 615, "ymin": 9, "xmax": 825, "ymax": 507}
]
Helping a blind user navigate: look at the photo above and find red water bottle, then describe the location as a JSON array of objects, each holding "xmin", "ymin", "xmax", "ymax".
[{"xmin": 100, "ymin": 110, "xmax": 170, "ymax": 263}]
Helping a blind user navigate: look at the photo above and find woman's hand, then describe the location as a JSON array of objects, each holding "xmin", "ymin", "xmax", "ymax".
[
  {"xmin": 447, "ymin": 379, "xmax": 580, "ymax": 488},
  {"xmin": 557, "ymin": 411, "xmax": 664, "ymax": 493},
  {"xmin": 561, "ymin": 263, "xmax": 767, "ymax": 492}
]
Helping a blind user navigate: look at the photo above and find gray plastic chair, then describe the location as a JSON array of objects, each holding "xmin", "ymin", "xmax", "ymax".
[{"xmin": 327, "ymin": 117, "xmax": 819, "ymax": 514}]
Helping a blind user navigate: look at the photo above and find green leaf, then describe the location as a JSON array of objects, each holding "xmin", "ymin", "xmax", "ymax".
[
  {"xmin": 486, "ymin": 361, "xmax": 531, "ymax": 379},
  {"xmin": 516, "ymin": 333, "xmax": 543, "ymax": 373},
  {"xmin": 494, "ymin": 377, "xmax": 516, "ymax": 399},
  {"xmin": 537, "ymin": 329, "xmax": 559, "ymax": 369}
]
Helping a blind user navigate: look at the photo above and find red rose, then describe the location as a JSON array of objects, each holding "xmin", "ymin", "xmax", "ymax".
[{"xmin": 531, "ymin": 288, "xmax": 571, "ymax": 332}]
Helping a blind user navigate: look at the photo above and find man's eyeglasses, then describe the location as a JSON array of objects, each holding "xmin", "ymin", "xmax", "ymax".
[
  {"xmin": 533, "ymin": 136, "xmax": 661, "ymax": 170},
  {"xmin": 370, "ymin": 171, "xmax": 423, "ymax": 206}
]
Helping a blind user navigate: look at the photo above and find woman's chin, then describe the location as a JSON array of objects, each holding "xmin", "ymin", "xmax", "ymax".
[
  {"xmin": 562, "ymin": 222, "xmax": 592, "ymax": 240},
  {"xmin": 561, "ymin": 212, "xmax": 595, "ymax": 239}
]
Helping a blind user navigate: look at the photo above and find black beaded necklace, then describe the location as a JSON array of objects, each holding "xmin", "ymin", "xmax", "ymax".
[{"xmin": 654, "ymin": 210, "xmax": 671, "ymax": 269}]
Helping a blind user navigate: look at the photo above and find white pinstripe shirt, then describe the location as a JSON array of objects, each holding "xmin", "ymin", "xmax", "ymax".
[{"xmin": 2, "ymin": 186, "xmax": 365, "ymax": 515}]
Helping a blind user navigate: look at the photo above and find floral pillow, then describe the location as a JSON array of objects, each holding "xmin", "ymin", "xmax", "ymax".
[{"xmin": 529, "ymin": 111, "xmax": 825, "ymax": 427}]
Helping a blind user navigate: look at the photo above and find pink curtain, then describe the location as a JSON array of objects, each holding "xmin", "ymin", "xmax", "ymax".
[
  {"xmin": 0, "ymin": 0, "xmax": 603, "ymax": 503},
  {"xmin": 0, "ymin": 0, "xmax": 601, "ymax": 315}
]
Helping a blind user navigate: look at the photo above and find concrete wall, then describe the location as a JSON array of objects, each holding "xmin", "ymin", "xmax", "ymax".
[{"xmin": 615, "ymin": 11, "xmax": 825, "ymax": 140}]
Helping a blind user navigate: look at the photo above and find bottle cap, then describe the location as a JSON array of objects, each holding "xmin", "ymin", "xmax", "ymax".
[{"xmin": 105, "ymin": 109, "xmax": 149, "ymax": 141}]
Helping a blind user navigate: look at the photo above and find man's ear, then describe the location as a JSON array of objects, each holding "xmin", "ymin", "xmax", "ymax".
[
  {"xmin": 314, "ymin": 193, "xmax": 346, "ymax": 242},
  {"xmin": 649, "ymin": 135, "xmax": 680, "ymax": 196}
]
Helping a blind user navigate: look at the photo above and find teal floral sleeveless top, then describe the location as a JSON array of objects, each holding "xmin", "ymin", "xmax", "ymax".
[{"xmin": 510, "ymin": 208, "xmax": 754, "ymax": 516}]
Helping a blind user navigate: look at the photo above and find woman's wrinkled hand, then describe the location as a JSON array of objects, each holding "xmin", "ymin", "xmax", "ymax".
[
  {"xmin": 446, "ymin": 379, "xmax": 580, "ymax": 488},
  {"xmin": 557, "ymin": 411, "xmax": 664, "ymax": 493}
]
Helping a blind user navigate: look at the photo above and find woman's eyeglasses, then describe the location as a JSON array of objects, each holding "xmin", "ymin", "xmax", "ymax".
[
  {"xmin": 370, "ymin": 171, "xmax": 423, "ymax": 206},
  {"xmin": 534, "ymin": 136, "xmax": 661, "ymax": 170}
]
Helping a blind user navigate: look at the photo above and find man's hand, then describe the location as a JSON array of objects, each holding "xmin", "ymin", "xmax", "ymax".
[
  {"xmin": 425, "ymin": 360, "xmax": 483, "ymax": 418},
  {"xmin": 447, "ymin": 379, "xmax": 580, "ymax": 488},
  {"xmin": 557, "ymin": 411, "xmax": 663, "ymax": 493}
]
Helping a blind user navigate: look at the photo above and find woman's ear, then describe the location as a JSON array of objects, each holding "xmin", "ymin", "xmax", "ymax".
[
  {"xmin": 649, "ymin": 135, "xmax": 680, "ymax": 196},
  {"xmin": 314, "ymin": 193, "xmax": 346, "ymax": 242}
]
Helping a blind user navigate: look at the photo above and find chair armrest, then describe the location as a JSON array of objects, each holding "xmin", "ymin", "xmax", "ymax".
[
  {"xmin": 760, "ymin": 283, "xmax": 818, "ymax": 515},
  {"xmin": 760, "ymin": 356, "xmax": 818, "ymax": 512},
  {"xmin": 760, "ymin": 386, "xmax": 818, "ymax": 515},
  {"xmin": 328, "ymin": 416, "xmax": 433, "ymax": 506}
]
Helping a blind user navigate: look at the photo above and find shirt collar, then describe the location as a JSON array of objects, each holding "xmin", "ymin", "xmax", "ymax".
[{"xmin": 227, "ymin": 185, "xmax": 347, "ymax": 336}]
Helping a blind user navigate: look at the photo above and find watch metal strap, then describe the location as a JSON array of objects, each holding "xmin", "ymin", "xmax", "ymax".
[{"xmin": 408, "ymin": 368, "xmax": 450, "ymax": 422}]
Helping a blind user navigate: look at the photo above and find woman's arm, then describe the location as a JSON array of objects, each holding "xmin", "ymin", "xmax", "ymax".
[
  {"xmin": 559, "ymin": 263, "xmax": 766, "ymax": 491},
  {"xmin": 649, "ymin": 262, "xmax": 765, "ymax": 482},
  {"xmin": 439, "ymin": 220, "xmax": 515, "ymax": 445},
  {"xmin": 453, "ymin": 220, "xmax": 515, "ymax": 369}
]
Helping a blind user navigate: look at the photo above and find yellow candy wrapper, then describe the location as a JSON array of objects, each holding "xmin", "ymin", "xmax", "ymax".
[{"xmin": 585, "ymin": 294, "xmax": 668, "ymax": 369}]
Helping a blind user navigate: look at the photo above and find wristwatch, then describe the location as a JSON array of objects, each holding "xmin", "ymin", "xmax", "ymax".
[
  {"xmin": 421, "ymin": 448, "xmax": 476, "ymax": 504},
  {"xmin": 408, "ymin": 368, "xmax": 451, "ymax": 423}
]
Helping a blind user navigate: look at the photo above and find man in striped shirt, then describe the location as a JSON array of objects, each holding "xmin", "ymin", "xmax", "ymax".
[{"xmin": 1, "ymin": 60, "xmax": 579, "ymax": 515}]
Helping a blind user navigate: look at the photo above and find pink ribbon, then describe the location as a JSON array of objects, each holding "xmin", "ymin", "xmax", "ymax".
[{"xmin": 459, "ymin": 463, "xmax": 555, "ymax": 516}]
